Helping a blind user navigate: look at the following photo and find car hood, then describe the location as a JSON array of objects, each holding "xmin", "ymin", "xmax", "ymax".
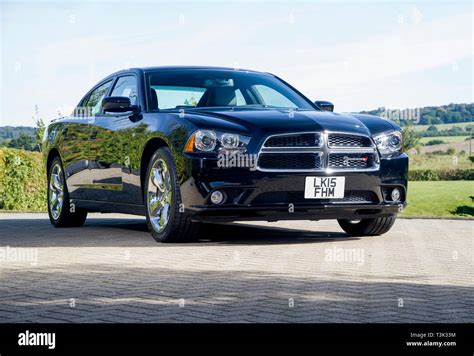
[{"xmin": 182, "ymin": 108, "xmax": 398, "ymax": 138}]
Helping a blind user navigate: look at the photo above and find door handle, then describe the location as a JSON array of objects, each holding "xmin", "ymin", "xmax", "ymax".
[{"xmin": 90, "ymin": 129, "xmax": 97, "ymax": 140}]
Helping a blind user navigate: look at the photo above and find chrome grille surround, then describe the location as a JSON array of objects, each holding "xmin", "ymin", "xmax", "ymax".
[{"xmin": 257, "ymin": 131, "xmax": 379, "ymax": 172}]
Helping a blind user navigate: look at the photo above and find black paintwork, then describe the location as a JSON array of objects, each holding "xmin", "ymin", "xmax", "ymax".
[{"xmin": 43, "ymin": 66, "xmax": 408, "ymax": 222}]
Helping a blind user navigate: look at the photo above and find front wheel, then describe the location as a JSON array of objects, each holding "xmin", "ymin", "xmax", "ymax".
[
  {"xmin": 144, "ymin": 147, "xmax": 200, "ymax": 243},
  {"xmin": 337, "ymin": 215, "xmax": 396, "ymax": 236},
  {"xmin": 47, "ymin": 156, "xmax": 87, "ymax": 227}
]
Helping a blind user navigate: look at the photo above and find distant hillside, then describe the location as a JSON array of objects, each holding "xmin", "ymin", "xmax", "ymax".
[
  {"xmin": 360, "ymin": 103, "xmax": 474, "ymax": 126},
  {"xmin": 0, "ymin": 126, "xmax": 36, "ymax": 140},
  {"xmin": 0, "ymin": 126, "xmax": 38, "ymax": 151}
]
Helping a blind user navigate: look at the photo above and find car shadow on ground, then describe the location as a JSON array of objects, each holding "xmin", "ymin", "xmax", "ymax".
[
  {"xmin": 195, "ymin": 222, "xmax": 352, "ymax": 245},
  {"xmin": 0, "ymin": 218, "xmax": 354, "ymax": 247}
]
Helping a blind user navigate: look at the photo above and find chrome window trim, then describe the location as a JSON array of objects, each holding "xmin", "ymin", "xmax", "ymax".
[{"xmin": 257, "ymin": 131, "xmax": 380, "ymax": 173}]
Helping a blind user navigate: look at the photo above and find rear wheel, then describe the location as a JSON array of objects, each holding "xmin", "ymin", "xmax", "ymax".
[
  {"xmin": 337, "ymin": 215, "xmax": 396, "ymax": 236},
  {"xmin": 47, "ymin": 156, "xmax": 87, "ymax": 227},
  {"xmin": 144, "ymin": 147, "xmax": 200, "ymax": 243}
]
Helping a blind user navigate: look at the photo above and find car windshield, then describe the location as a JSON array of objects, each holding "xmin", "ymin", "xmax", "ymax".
[{"xmin": 146, "ymin": 69, "xmax": 314, "ymax": 111}]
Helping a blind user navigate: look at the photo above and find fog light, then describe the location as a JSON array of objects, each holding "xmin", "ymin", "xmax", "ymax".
[
  {"xmin": 391, "ymin": 188, "xmax": 401, "ymax": 202},
  {"xmin": 210, "ymin": 190, "xmax": 225, "ymax": 205}
]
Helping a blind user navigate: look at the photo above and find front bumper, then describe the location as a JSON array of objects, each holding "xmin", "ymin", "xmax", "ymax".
[
  {"xmin": 189, "ymin": 204, "xmax": 403, "ymax": 223},
  {"xmin": 179, "ymin": 153, "xmax": 408, "ymax": 222}
]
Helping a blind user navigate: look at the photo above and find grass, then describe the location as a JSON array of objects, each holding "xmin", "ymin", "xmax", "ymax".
[
  {"xmin": 402, "ymin": 181, "xmax": 474, "ymax": 217},
  {"xmin": 410, "ymin": 153, "xmax": 472, "ymax": 170},
  {"xmin": 419, "ymin": 135, "xmax": 470, "ymax": 144},
  {"xmin": 411, "ymin": 122, "xmax": 474, "ymax": 132}
]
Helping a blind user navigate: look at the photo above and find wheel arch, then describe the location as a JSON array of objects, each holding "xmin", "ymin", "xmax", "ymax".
[
  {"xmin": 140, "ymin": 137, "xmax": 170, "ymax": 198},
  {"xmin": 46, "ymin": 148, "xmax": 61, "ymax": 173}
]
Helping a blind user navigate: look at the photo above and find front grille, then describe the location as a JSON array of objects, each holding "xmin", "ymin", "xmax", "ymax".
[
  {"xmin": 252, "ymin": 190, "xmax": 377, "ymax": 204},
  {"xmin": 328, "ymin": 153, "xmax": 376, "ymax": 169},
  {"xmin": 258, "ymin": 132, "xmax": 378, "ymax": 172},
  {"xmin": 258, "ymin": 153, "xmax": 321, "ymax": 170},
  {"xmin": 328, "ymin": 134, "xmax": 372, "ymax": 148},
  {"xmin": 264, "ymin": 133, "xmax": 320, "ymax": 147}
]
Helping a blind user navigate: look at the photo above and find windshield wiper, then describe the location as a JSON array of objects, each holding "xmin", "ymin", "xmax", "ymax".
[
  {"xmin": 166, "ymin": 104, "xmax": 301, "ymax": 111},
  {"xmin": 240, "ymin": 104, "xmax": 300, "ymax": 110}
]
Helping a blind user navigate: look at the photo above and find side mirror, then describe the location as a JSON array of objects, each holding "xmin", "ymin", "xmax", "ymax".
[
  {"xmin": 315, "ymin": 100, "xmax": 334, "ymax": 112},
  {"xmin": 102, "ymin": 96, "xmax": 140, "ymax": 114}
]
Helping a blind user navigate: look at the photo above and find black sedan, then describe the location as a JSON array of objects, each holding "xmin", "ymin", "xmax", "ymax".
[{"xmin": 42, "ymin": 66, "xmax": 408, "ymax": 242}]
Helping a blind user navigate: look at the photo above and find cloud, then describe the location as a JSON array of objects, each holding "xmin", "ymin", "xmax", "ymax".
[
  {"xmin": 1, "ymin": 3, "xmax": 472, "ymax": 125},
  {"xmin": 259, "ymin": 12, "xmax": 472, "ymax": 93}
]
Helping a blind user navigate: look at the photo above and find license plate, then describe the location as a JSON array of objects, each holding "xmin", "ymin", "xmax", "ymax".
[{"xmin": 304, "ymin": 176, "xmax": 345, "ymax": 199}]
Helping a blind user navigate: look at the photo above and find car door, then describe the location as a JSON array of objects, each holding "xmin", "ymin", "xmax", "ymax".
[
  {"xmin": 88, "ymin": 74, "xmax": 140, "ymax": 203},
  {"xmin": 61, "ymin": 80, "xmax": 112, "ymax": 200}
]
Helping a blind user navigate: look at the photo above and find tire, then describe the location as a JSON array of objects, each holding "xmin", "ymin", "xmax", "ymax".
[
  {"xmin": 47, "ymin": 156, "xmax": 88, "ymax": 227},
  {"xmin": 337, "ymin": 215, "xmax": 396, "ymax": 236},
  {"xmin": 144, "ymin": 147, "xmax": 200, "ymax": 243}
]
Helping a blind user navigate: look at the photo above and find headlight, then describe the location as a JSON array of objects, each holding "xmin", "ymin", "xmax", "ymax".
[
  {"xmin": 221, "ymin": 133, "xmax": 240, "ymax": 149},
  {"xmin": 194, "ymin": 130, "xmax": 216, "ymax": 152},
  {"xmin": 373, "ymin": 131, "xmax": 403, "ymax": 157},
  {"xmin": 184, "ymin": 130, "xmax": 250, "ymax": 153}
]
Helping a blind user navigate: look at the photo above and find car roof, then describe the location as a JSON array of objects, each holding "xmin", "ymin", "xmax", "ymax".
[
  {"xmin": 108, "ymin": 66, "xmax": 271, "ymax": 78},
  {"xmin": 141, "ymin": 65, "xmax": 265, "ymax": 72}
]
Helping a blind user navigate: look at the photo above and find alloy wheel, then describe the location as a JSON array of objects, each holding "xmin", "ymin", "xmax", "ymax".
[
  {"xmin": 147, "ymin": 158, "xmax": 173, "ymax": 233},
  {"xmin": 49, "ymin": 162, "xmax": 64, "ymax": 220}
]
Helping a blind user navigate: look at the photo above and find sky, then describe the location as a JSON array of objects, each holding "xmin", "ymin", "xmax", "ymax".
[{"xmin": 0, "ymin": 0, "xmax": 473, "ymax": 126}]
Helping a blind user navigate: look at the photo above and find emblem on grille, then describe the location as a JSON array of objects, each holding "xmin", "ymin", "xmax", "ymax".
[{"xmin": 342, "ymin": 155, "xmax": 369, "ymax": 166}]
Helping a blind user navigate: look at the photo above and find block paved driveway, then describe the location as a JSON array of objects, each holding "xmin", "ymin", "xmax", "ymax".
[{"xmin": 0, "ymin": 213, "xmax": 472, "ymax": 323}]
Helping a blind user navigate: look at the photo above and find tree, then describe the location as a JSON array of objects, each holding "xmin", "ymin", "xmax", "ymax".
[
  {"xmin": 33, "ymin": 105, "xmax": 45, "ymax": 151},
  {"xmin": 8, "ymin": 133, "xmax": 37, "ymax": 151},
  {"xmin": 451, "ymin": 112, "xmax": 462, "ymax": 123},
  {"xmin": 401, "ymin": 124, "xmax": 420, "ymax": 152}
]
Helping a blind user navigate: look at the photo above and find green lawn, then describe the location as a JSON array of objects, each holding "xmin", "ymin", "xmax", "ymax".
[
  {"xmin": 410, "ymin": 154, "xmax": 472, "ymax": 170},
  {"xmin": 411, "ymin": 122, "xmax": 474, "ymax": 132},
  {"xmin": 402, "ymin": 181, "xmax": 474, "ymax": 217},
  {"xmin": 419, "ymin": 135, "xmax": 470, "ymax": 144}
]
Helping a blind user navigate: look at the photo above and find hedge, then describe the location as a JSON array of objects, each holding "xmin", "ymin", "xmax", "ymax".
[
  {"xmin": 0, "ymin": 148, "xmax": 47, "ymax": 211},
  {"xmin": 408, "ymin": 169, "xmax": 474, "ymax": 181}
]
